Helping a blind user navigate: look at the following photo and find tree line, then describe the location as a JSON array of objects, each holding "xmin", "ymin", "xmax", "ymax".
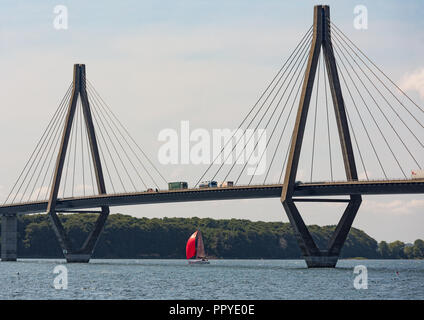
[
  {"xmin": 378, "ymin": 240, "xmax": 424, "ymax": 259},
  {"xmin": 0, "ymin": 213, "xmax": 422, "ymax": 259}
]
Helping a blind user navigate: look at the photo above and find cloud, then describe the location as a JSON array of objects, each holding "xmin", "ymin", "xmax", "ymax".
[
  {"xmin": 399, "ymin": 68, "xmax": 424, "ymax": 99},
  {"xmin": 362, "ymin": 199, "xmax": 424, "ymax": 215}
]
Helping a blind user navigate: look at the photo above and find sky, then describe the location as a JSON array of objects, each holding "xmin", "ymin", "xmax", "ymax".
[{"xmin": 0, "ymin": 0, "xmax": 423, "ymax": 243}]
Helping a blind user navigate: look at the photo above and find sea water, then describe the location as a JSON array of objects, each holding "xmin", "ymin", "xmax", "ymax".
[{"xmin": 0, "ymin": 259, "xmax": 423, "ymax": 299}]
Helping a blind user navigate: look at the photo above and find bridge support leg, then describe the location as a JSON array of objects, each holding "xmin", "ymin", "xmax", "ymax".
[
  {"xmin": 46, "ymin": 64, "xmax": 110, "ymax": 263},
  {"xmin": 282, "ymin": 196, "xmax": 361, "ymax": 268},
  {"xmin": 48, "ymin": 207, "xmax": 109, "ymax": 263},
  {"xmin": 66, "ymin": 207, "xmax": 109, "ymax": 263},
  {"xmin": 1, "ymin": 214, "xmax": 17, "ymax": 261}
]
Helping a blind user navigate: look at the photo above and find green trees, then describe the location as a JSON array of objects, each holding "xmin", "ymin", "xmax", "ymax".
[
  {"xmin": 378, "ymin": 240, "xmax": 424, "ymax": 259},
  {"xmin": 412, "ymin": 239, "xmax": 424, "ymax": 258},
  {"xmin": 388, "ymin": 241, "xmax": 406, "ymax": 259},
  {"xmin": 0, "ymin": 213, "xmax": 422, "ymax": 259},
  {"xmin": 378, "ymin": 241, "xmax": 390, "ymax": 259}
]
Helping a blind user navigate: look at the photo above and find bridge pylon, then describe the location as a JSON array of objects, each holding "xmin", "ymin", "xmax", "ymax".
[
  {"xmin": 47, "ymin": 64, "xmax": 110, "ymax": 263},
  {"xmin": 281, "ymin": 5, "xmax": 362, "ymax": 267}
]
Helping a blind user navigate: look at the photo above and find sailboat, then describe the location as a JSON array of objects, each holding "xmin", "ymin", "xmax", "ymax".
[{"xmin": 186, "ymin": 230, "xmax": 210, "ymax": 264}]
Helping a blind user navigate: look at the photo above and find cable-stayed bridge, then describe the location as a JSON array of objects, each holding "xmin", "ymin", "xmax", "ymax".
[
  {"xmin": 1, "ymin": 180, "xmax": 423, "ymax": 215},
  {"xmin": 1, "ymin": 5, "xmax": 423, "ymax": 267}
]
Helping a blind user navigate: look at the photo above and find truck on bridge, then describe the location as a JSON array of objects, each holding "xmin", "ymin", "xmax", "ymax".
[
  {"xmin": 199, "ymin": 181, "xmax": 218, "ymax": 188},
  {"xmin": 168, "ymin": 182, "xmax": 188, "ymax": 190},
  {"xmin": 219, "ymin": 181, "xmax": 234, "ymax": 187},
  {"xmin": 412, "ymin": 170, "xmax": 424, "ymax": 179}
]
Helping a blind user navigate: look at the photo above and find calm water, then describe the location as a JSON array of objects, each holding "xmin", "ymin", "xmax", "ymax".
[{"xmin": 0, "ymin": 259, "xmax": 423, "ymax": 299}]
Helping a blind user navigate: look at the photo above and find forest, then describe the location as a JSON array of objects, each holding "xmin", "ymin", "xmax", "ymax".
[{"xmin": 2, "ymin": 213, "xmax": 423, "ymax": 259}]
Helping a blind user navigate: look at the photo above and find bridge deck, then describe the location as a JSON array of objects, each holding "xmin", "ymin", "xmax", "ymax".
[{"xmin": 0, "ymin": 179, "xmax": 423, "ymax": 215}]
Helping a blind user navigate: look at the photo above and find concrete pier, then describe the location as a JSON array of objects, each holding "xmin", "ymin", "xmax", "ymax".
[
  {"xmin": 1, "ymin": 214, "xmax": 17, "ymax": 261},
  {"xmin": 304, "ymin": 254, "xmax": 339, "ymax": 268},
  {"xmin": 65, "ymin": 253, "xmax": 91, "ymax": 263}
]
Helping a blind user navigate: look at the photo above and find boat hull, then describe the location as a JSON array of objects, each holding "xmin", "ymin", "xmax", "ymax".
[{"xmin": 188, "ymin": 259, "xmax": 210, "ymax": 265}]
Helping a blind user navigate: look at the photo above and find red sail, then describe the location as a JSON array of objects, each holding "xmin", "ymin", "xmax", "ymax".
[{"xmin": 186, "ymin": 231, "xmax": 198, "ymax": 259}]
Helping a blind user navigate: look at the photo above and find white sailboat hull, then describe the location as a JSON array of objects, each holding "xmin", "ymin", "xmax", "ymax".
[{"xmin": 188, "ymin": 259, "xmax": 210, "ymax": 265}]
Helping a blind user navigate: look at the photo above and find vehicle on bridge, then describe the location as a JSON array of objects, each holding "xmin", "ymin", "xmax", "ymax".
[
  {"xmin": 168, "ymin": 182, "xmax": 188, "ymax": 190},
  {"xmin": 412, "ymin": 170, "xmax": 424, "ymax": 179},
  {"xmin": 219, "ymin": 181, "xmax": 234, "ymax": 187},
  {"xmin": 199, "ymin": 181, "xmax": 217, "ymax": 188}
]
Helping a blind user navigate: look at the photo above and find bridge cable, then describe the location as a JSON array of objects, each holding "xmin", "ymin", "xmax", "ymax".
[
  {"xmin": 89, "ymin": 95, "xmax": 129, "ymax": 192},
  {"xmin": 325, "ymin": 44, "xmax": 369, "ymax": 181},
  {"xmin": 90, "ymin": 93, "xmax": 147, "ymax": 191},
  {"xmin": 278, "ymin": 132, "xmax": 294, "ymax": 183},
  {"xmin": 87, "ymin": 85, "xmax": 153, "ymax": 189},
  {"xmin": 62, "ymin": 96, "xmax": 77, "ymax": 198},
  {"xmin": 19, "ymin": 86, "xmax": 71, "ymax": 203},
  {"xmin": 214, "ymin": 30, "xmax": 312, "ymax": 183},
  {"xmin": 27, "ymin": 86, "xmax": 71, "ymax": 201},
  {"xmin": 323, "ymin": 53, "xmax": 334, "ymax": 181},
  {"xmin": 60, "ymin": 95, "xmax": 77, "ymax": 198},
  {"xmin": 344, "ymin": 98, "xmax": 369, "ymax": 181},
  {"xmin": 4, "ymin": 83, "xmax": 72, "ymax": 204},
  {"xmin": 237, "ymin": 40, "xmax": 311, "ymax": 184},
  {"xmin": 264, "ymin": 71, "xmax": 306, "ymax": 184},
  {"xmin": 310, "ymin": 49, "xmax": 321, "ymax": 182},
  {"xmin": 329, "ymin": 20, "xmax": 424, "ymax": 119},
  {"xmin": 247, "ymin": 47, "xmax": 310, "ymax": 184},
  {"xmin": 334, "ymin": 43, "xmax": 409, "ymax": 177},
  {"xmin": 332, "ymin": 32, "xmax": 423, "ymax": 168},
  {"xmin": 90, "ymin": 106, "xmax": 117, "ymax": 194},
  {"xmin": 84, "ymin": 111, "xmax": 97, "ymax": 195},
  {"xmin": 213, "ymin": 31, "xmax": 313, "ymax": 184},
  {"xmin": 81, "ymin": 85, "xmax": 117, "ymax": 194},
  {"xmin": 333, "ymin": 47, "xmax": 389, "ymax": 179},
  {"xmin": 85, "ymin": 78, "xmax": 168, "ymax": 187},
  {"xmin": 91, "ymin": 99, "xmax": 138, "ymax": 191},
  {"xmin": 336, "ymin": 52, "xmax": 387, "ymax": 179},
  {"xmin": 90, "ymin": 103, "xmax": 123, "ymax": 193},
  {"xmin": 85, "ymin": 79, "xmax": 164, "ymax": 189},
  {"xmin": 194, "ymin": 26, "xmax": 313, "ymax": 187},
  {"xmin": 85, "ymin": 82, "xmax": 153, "ymax": 190},
  {"xmin": 332, "ymin": 29, "xmax": 424, "ymax": 149},
  {"xmin": 32, "ymin": 101, "xmax": 69, "ymax": 202},
  {"xmin": 72, "ymin": 101, "xmax": 80, "ymax": 197},
  {"xmin": 91, "ymin": 96, "xmax": 140, "ymax": 191},
  {"xmin": 228, "ymin": 35, "xmax": 312, "ymax": 184}
]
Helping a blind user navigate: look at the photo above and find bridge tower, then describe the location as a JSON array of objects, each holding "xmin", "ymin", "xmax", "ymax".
[
  {"xmin": 47, "ymin": 64, "xmax": 110, "ymax": 263},
  {"xmin": 281, "ymin": 5, "xmax": 362, "ymax": 267}
]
